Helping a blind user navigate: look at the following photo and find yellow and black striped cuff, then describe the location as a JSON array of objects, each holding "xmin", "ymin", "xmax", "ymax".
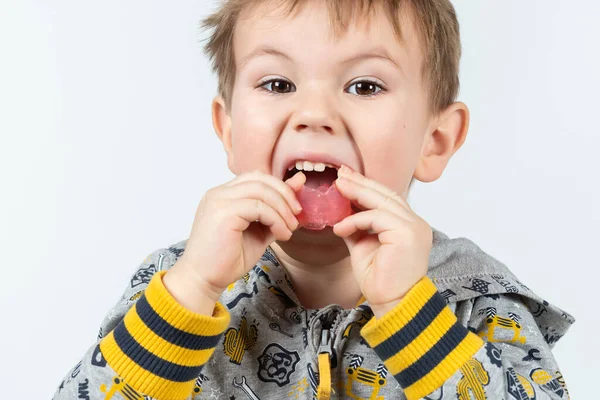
[
  {"xmin": 99, "ymin": 270, "xmax": 231, "ymax": 400},
  {"xmin": 360, "ymin": 276, "xmax": 484, "ymax": 400}
]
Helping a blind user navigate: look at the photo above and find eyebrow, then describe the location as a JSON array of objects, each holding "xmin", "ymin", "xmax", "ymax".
[{"xmin": 238, "ymin": 45, "xmax": 403, "ymax": 72}]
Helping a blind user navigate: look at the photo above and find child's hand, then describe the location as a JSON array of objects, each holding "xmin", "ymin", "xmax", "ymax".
[
  {"xmin": 164, "ymin": 171, "xmax": 305, "ymax": 312},
  {"xmin": 333, "ymin": 165, "xmax": 433, "ymax": 318}
]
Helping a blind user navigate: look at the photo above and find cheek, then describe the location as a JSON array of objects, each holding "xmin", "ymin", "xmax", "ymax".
[
  {"xmin": 360, "ymin": 124, "xmax": 420, "ymax": 192},
  {"xmin": 229, "ymin": 105, "xmax": 279, "ymax": 173}
]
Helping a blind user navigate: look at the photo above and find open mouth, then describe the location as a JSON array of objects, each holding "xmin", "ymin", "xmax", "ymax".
[
  {"xmin": 283, "ymin": 160, "xmax": 340, "ymax": 188},
  {"xmin": 282, "ymin": 160, "xmax": 354, "ymax": 230}
]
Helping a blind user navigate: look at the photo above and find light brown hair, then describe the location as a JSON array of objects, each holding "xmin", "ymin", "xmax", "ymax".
[{"xmin": 199, "ymin": 0, "xmax": 462, "ymax": 118}]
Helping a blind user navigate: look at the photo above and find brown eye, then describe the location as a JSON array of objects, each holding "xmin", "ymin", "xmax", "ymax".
[
  {"xmin": 356, "ymin": 82, "xmax": 375, "ymax": 95},
  {"xmin": 260, "ymin": 79, "xmax": 295, "ymax": 94},
  {"xmin": 347, "ymin": 80, "xmax": 384, "ymax": 97}
]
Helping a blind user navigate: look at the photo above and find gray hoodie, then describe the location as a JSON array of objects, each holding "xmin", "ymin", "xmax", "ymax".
[{"xmin": 53, "ymin": 226, "xmax": 574, "ymax": 399}]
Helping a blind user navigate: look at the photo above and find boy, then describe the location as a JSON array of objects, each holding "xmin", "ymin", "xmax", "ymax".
[{"xmin": 54, "ymin": 0, "xmax": 574, "ymax": 399}]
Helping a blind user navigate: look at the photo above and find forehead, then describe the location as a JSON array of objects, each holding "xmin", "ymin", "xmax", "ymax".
[{"xmin": 233, "ymin": 0, "xmax": 423, "ymax": 78}]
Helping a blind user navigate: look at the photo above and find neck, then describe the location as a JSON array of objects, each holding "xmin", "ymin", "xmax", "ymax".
[{"xmin": 270, "ymin": 231, "xmax": 363, "ymax": 310}]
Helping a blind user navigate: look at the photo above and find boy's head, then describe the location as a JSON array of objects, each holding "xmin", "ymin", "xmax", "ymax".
[{"xmin": 200, "ymin": 0, "xmax": 468, "ymax": 219}]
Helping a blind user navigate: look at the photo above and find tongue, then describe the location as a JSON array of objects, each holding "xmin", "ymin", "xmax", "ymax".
[{"xmin": 296, "ymin": 179, "xmax": 352, "ymax": 230}]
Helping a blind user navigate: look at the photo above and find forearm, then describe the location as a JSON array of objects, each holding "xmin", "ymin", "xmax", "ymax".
[
  {"xmin": 54, "ymin": 267, "xmax": 231, "ymax": 400},
  {"xmin": 360, "ymin": 276, "xmax": 571, "ymax": 399}
]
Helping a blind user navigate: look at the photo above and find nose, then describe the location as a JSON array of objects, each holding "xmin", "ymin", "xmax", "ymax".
[{"xmin": 289, "ymin": 84, "xmax": 341, "ymax": 136}]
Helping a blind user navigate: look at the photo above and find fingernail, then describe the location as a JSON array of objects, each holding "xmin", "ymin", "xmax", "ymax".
[
  {"xmin": 298, "ymin": 172, "xmax": 307, "ymax": 184},
  {"xmin": 339, "ymin": 165, "xmax": 352, "ymax": 174}
]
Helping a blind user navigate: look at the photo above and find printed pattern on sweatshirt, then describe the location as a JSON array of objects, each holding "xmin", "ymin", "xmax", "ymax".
[{"xmin": 53, "ymin": 228, "xmax": 575, "ymax": 400}]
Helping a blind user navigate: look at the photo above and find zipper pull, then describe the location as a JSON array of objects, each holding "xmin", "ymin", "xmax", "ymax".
[
  {"xmin": 317, "ymin": 329, "xmax": 333, "ymax": 399},
  {"xmin": 319, "ymin": 329, "xmax": 333, "ymax": 357}
]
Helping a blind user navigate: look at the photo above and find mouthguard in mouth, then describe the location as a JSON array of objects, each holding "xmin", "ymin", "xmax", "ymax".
[
  {"xmin": 296, "ymin": 183, "xmax": 352, "ymax": 230},
  {"xmin": 285, "ymin": 161, "xmax": 352, "ymax": 230}
]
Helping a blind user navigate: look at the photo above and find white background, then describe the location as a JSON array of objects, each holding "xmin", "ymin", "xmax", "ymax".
[{"xmin": 1, "ymin": 0, "xmax": 598, "ymax": 397}]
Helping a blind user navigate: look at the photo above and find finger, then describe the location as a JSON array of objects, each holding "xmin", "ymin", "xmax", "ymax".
[
  {"xmin": 228, "ymin": 170, "xmax": 303, "ymax": 215},
  {"xmin": 340, "ymin": 229, "xmax": 371, "ymax": 253},
  {"xmin": 230, "ymin": 198, "xmax": 292, "ymax": 241},
  {"xmin": 337, "ymin": 165, "xmax": 411, "ymax": 210},
  {"xmin": 333, "ymin": 209, "xmax": 403, "ymax": 243},
  {"xmin": 335, "ymin": 177, "xmax": 411, "ymax": 219},
  {"xmin": 222, "ymin": 181, "xmax": 299, "ymax": 232},
  {"xmin": 285, "ymin": 170, "xmax": 306, "ymax": 192}
]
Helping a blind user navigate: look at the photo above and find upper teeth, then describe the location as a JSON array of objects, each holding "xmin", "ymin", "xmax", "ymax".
[{"xmin": 289, "ymin": 160, "xmax": 336, "ymax": 172}]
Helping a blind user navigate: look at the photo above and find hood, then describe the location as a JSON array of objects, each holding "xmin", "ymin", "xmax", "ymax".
[{"xmin": 425, "ymin": 226, "xmax": 575, "ymax": 347}]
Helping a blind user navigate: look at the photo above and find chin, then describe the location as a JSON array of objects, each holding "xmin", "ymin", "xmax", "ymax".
[{"xmin": 274, "ymin": 229, "xmax": 350, "ymax": 265}]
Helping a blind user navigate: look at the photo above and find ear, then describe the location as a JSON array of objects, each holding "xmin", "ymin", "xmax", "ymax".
[
  {"xmin": 413, "ymin": 101, "xmax": 470, "ymax": 183},
  {"xmin": 211, "ymin": 95, "xmax": 236, "ymax": 174}
]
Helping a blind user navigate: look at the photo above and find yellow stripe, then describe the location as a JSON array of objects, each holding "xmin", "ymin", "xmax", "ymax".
[
  {"xmin": 358, "ymin": 275, "xmax": 485, "ymax": 399},
  {"xmin": 360, "ymin": 276, "xmax": 438, "ymax": 347},
  {"xmin": 145, "ymin": 270, "xmax": 230, "ymax": 336},
  {"xmin": 98, "ymin": 271, "xmax": 233, "ymax": 400},
  {"xmin": 123, "ymin": 304, "xmax": 216, "ymax": 366},
  {"xmin": 382, "ymin": 306, "xmax": 459, "ymax": 375},
  {"xmin": 403, "ymin": 332, "xmax": 484, "ymax": 400},
  {"xmin": 100, "ymin": 331, "xmax": 195, "ymax": 400}
]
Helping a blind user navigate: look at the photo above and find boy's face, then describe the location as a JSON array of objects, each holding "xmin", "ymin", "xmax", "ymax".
[{"xmin": 213, "ymin": 0, "xmax": 467, "ymax": 252}]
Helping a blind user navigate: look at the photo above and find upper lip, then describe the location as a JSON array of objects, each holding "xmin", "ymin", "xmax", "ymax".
[{"xmin": 277, "ymin": 151, "xmax": 360, "ymax": 180}]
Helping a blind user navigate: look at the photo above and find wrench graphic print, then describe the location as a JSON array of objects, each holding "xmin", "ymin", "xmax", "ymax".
[{"xmin": 232, "ymin": 376, "xmax": 261, "ymax": 400}]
